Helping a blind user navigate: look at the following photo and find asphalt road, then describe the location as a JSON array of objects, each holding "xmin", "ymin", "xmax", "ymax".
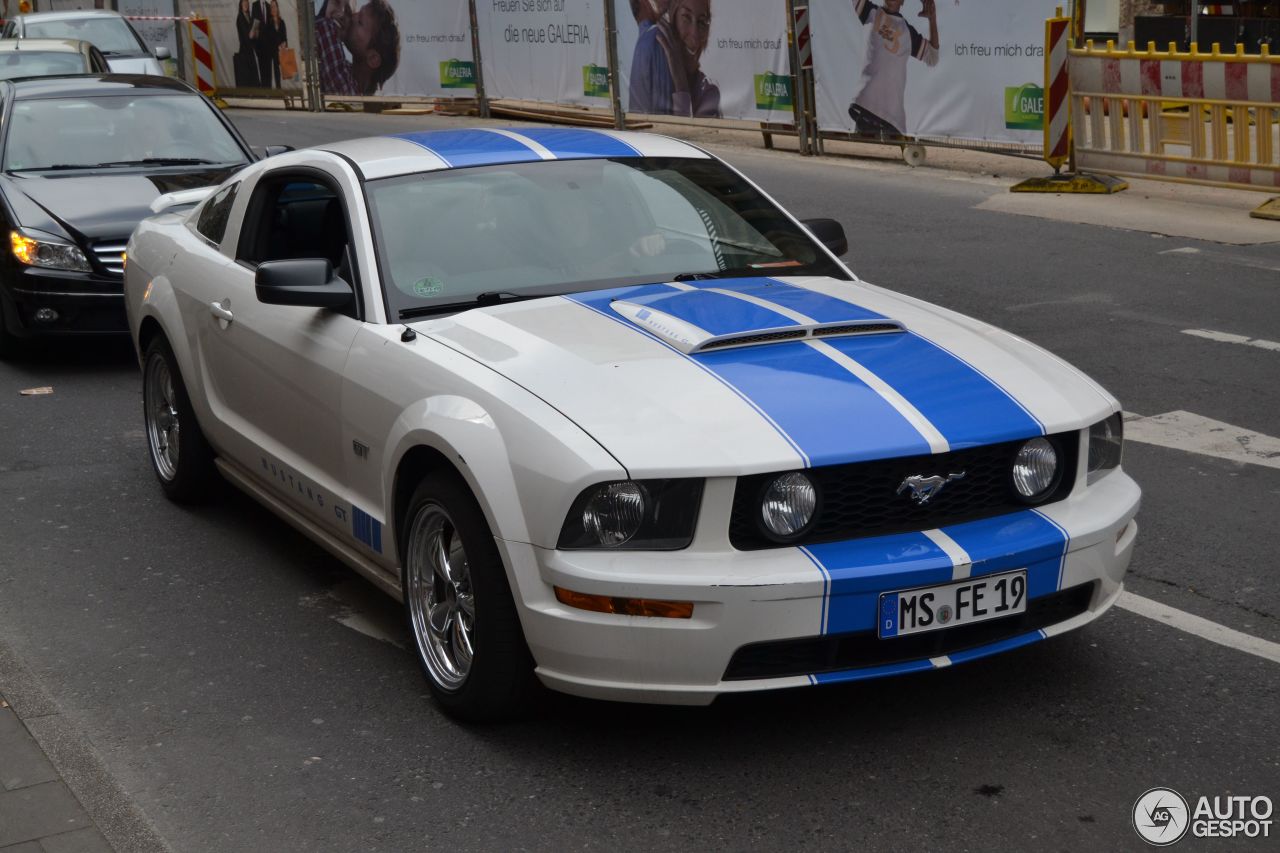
[{"xmin": 1, "ymin": 109, "xmax": 1278, "ymax": 852}]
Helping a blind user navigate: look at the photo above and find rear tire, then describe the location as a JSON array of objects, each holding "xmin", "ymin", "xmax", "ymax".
[
  {"xmin": 401, "ymin": 472, "xmax": 538, "ymax": 722},
  {"xmin": 142, "ymin": 336, "xmax": 216, "ymax": 503}
]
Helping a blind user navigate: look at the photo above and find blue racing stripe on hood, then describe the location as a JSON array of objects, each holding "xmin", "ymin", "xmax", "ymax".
[
  {"xmin": 621, "ymin": 288, "xmax": 800, "ymax": 336},
  {"xmin": 820, "ymin": 332, "xmax": 1044, "ymax": 447},
  {"xmin": 684, "ymin": 278, "xmax": 887, "ymax": 323},
  {"xmin": 694, "ymin": 342, "xmax": 931, "ymax": 466},
  {"xmin": 513, "ymin": 128, "xmax": 641, "ymax": 159},
  {"xmin": 394, "ymin": 129, "xmax": 541, "ymax": 168}
]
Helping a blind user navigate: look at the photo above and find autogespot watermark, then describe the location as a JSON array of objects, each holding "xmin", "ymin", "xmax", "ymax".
[{"xmin": 1133, "ymin": 787, "xmax": 1274, "ymax": 845}]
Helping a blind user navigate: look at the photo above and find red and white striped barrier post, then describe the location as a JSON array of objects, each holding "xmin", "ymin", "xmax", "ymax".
[
  {"xmin": 188, "ymin": 17, "xmax": 215, "ymax": 97},
  {"xmin": 1044, "ymin": 10, "xmax": 1071, "ymax": 172}
]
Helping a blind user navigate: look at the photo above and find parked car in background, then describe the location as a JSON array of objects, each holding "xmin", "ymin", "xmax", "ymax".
[
  {"xmin": 122, "ymin": 127, "xmax": 1140, "ymax": 722},
  {"xmin": 0, "ymin": 38, "xmax": 108, "ymax": 80},
  {"xmin": 2, "ymin": 11, "xmax": 168, "ymax": 75},
  {"xmin": 0, "ymin": 75, "xmax": 258, "ymax": 355}
]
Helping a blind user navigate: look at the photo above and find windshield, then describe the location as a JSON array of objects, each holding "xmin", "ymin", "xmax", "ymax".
[
  {"xmin": 367, "ymin": 157, "xmax": 848, "ymax": 317},
  {"xmin": 0, "ymin": 50, "xmax": 88, "ymax": 79},
  {"xmin": 3, "ymin": 95, "xmax": 248, "ymax": 172},
  {"xmin": 24, "ymin": 18, "xmax": 146, "ymax": 55}
]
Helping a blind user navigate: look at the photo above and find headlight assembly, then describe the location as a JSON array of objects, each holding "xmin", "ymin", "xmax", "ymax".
[
  {"xmin": 558, "ymin": 479, "xmax": 703, "ymax": 550},
  {"xmin": 10, "ymin": 229, "xmax": 91, "ymax": 273},
  {"xmin": 1011, "ymin": 437, "xmax": 1062, "ymax": 502},
  {"xmin": 759, "ymin": 471, "xmax": 818, "ymax": 541},
  {"xmin": 1087, "ymin": 412, "xmax": 1124, "ymax": 484}
]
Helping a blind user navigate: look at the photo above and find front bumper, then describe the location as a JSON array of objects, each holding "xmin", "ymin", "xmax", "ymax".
[
  {"xmin": 502, "ymin": 469, "xmax": 1140, "ymax": 705},
  {"xmin": 1, "ymin": 266, "xmax": 127, "ymax": 337}
]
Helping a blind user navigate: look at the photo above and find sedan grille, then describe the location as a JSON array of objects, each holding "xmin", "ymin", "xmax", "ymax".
[
  {"xmin": 729, "ymin": 432, "xmax": 1079, "ymax": 550},
  {"xmin": 91, "ymin": 241, "xmax": 128, "ymax": 277}
]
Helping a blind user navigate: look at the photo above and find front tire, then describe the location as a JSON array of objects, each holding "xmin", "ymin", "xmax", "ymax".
[
  {"xmin": 142, "ymin": 336, "xmax": 215, "ymax": 503},
  {"xmin": 401, "ymin": 472, "xmax": 537, "ymax": 722}
]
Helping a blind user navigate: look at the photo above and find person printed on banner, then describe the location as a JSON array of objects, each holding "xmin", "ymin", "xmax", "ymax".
[
  {"xmin": 629, "ymin": 0, "xmax": 663, "ymax": 35},
  {"xmin": 847, "ymin": 0, "xmax": 939, "ymax": 140},
  {"xmin": 629, "ymin": 0, "xmax": 721, "ymax": 118},
  {"xmin": 259, "ymin": 0, "xmax": 288, "ymax": 88},
  {"xmin": 251, "ymin": 0, "xmax": 275, "ymax": 88},
  {"xmin": 316, "ymin": 0, "xmax": 400, "ymax": 97},
  {"xmin": 234, "ymin": 0, "xmax": 262, "ymax": 87}
]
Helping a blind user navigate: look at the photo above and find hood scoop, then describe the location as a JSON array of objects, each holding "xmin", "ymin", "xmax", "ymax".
[{"xmin": 610, "ymin": 299, "xmax": 904, "ymax": 354}]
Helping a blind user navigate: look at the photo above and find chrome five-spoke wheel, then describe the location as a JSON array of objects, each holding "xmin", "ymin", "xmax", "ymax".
[
  {"xmin": 406, "ymin": 502, "xmax": 476, "ymax": 691},
  {"xmin": 144, "ymin": 352, "xmax": 180, "ymax": 481}
]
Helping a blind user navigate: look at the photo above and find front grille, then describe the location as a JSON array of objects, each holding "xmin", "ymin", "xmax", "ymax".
[
  {"xmin": 723, "ymin": 582, "xmax": 1096, "ymax": 680},
  {"xmin": 91, "ymin": 241, "xmax": 128, "ymax": 277},
  {"xmin": 730, "ymin": 433, "xmax": 1078, "ymax": 550}
]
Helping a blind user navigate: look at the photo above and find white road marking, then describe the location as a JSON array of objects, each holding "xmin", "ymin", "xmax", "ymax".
[
  {"xmin": 1117, "ymin": 592, "xmax": 1280, "ymax": 665},
  {"xmin": 1160, "ymin": 246, "xmax": 1280, "ymax": 273},
  {"xmin": 1123, "ymin": 410, "xmax": 1280, "ymax": 469},
  {"xmin": 1181, "ymin": 328, "xmax": 1280, "ymax": 353}
]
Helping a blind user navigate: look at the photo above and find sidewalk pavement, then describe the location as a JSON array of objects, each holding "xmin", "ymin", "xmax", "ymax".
[{"xmin": 0, "ymin": 693, "xmax": 112, "ymax": 853}]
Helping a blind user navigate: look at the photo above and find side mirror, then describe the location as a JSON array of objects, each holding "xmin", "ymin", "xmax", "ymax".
[
  {"xmin": 801, "ymin": 218, "xmax": 848, "ymax": 257},
  {"xmin": 154, "ymin": 46, "xmax": 171, "ymax": 60},
  {"xmin": 255, "ymin": 259, "xmax": 351, "ymax": 309},
  {"xmin": 261, "ymin": 144, "xmax": 295, "ymax": 158}
]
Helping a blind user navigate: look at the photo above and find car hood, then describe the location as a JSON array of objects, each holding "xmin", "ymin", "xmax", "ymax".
[
  {"xmin": 422, "ymin": 276, "xmax": 1117, "ymax": 476},
  {"xmin": 3, "ymin": 167, "xmax": 237, "ymax": 241}
]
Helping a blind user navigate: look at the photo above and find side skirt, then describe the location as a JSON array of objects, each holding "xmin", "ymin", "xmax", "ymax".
[{"xmin": 215, "ymin": 457, "xmax": 403, "ymax": 602}]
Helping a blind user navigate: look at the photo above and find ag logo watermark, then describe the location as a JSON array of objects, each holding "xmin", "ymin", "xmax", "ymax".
[
  {"xmin": 1133, "ymin": 788, "xmax": 1190, "ymax": 846},
  {"xmin": 1133, "ymin": 787, "xmax": 1274, "ymax": 845}
]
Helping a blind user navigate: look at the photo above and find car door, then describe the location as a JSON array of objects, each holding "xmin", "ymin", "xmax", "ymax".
[{"xmin": 196, "ymin": 162, "xmax": 365, "ymax": 525}]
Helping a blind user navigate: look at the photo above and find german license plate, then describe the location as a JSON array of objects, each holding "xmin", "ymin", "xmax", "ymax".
[{"xmin": 878, "ymin": 570, "xmax": 1027, "ymax": 639}]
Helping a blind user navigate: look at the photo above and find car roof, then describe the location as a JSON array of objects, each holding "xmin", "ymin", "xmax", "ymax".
[
  {"xmin": 12, "ymin": 11, "xmax": 130, "ymax": 23},
  {"xmin": 0, "ymin": 38, "xmax": 91, "ymax": 53},
  {"xmin": 4, "ymin": 74, "xmax": 194, "ymax": 99},
  {"xmin": 319, "ymin": 127, "xmax": 709, "ymax": 180}
]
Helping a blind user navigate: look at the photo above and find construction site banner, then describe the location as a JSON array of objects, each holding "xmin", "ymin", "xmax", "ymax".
[
  {"xmin": 811, "ymin": 0, "xmax": 1060, "ymax": 147},
  {"xmin": 117, "ymin": 0, "xmax": 181, "ymax": 76},
  {"xmin": 184, "ymin": 0, "xmax": 304, "ymax": 92},
  {"xmin": 614, "ymin": 0, "xmax": 792, "ymax": 121},
  {"xmin": 476, "ymin": 0, "xmax": 611, "ymax": 108},
  {"xmin": 311, "ymin": 0, "xmax": 472, "ymax": 99}
]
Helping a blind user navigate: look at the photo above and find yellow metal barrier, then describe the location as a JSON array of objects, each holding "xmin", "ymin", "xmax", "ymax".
[{"xmin": 1068, "ymin": 40, "xmax": 1279, "ymax": 193}]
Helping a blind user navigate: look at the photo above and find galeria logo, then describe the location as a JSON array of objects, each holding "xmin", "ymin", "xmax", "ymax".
[{"xmin": 1133, "ymin": 787, "xmax": 1190, "ymax": 846}]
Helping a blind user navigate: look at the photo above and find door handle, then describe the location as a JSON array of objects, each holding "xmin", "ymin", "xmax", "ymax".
[{"xmin": 209, "ymin": 299, "xmax": 234, "ymax": 323}]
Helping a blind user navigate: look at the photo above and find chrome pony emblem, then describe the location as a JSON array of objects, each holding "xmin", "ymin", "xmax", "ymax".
[{"xmin": 896, "ymin": 472, "xmax": 966, "ymax": 505}]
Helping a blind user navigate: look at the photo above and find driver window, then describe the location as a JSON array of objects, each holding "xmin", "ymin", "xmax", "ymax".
[{"xmin": 238, "ymin": 177, "xmax": 353, "ymax": 285}]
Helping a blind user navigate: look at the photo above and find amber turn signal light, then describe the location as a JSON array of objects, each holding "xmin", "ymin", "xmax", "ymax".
[{"xmin": 554, "ymin": 586, "xmax": 694, "ymax": 619}]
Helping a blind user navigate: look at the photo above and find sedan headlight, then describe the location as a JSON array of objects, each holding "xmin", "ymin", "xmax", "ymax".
[
  {"xmin": 1087, "ymin": 412, "xmax": 1124, "ymax": 484},
  {"xmin": 1011, "ymin": 437, "xmax": 1061, "ymax": 501},
  {"xmin": 11, "ymin": 229, "xmax": 91, "ymax": 273},
  {"xmin": 558, "ymin": 479, "xmax": 703, "ymax": 550},
  {"xmin": 759, "ymin": 472, "xmax": 818, "ymax": 541}
]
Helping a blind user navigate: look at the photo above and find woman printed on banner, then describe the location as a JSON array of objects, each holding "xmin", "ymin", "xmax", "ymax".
[
  {"xmin": 628, "ymin": 0, "xmax": 721, "ymax": 118},
  {"xmin": 234, "ymin": 0, "xmax": 262, "ymax": 87},
  {"xmin": 260, "ymin": 0, "xmax": 288, "ymax": 88}
]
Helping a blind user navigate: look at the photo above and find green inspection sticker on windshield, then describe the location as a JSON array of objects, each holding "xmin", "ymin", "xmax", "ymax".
[{"xmin": 413, "ymin": 277, "xmax": 444, "ymax": 297}]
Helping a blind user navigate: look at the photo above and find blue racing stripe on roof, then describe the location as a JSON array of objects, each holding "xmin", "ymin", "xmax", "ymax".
[
  {"xmin": 513, "ymin": 127, "xmax": 641, "ymax": 159},
  {"xmin": 819, "ymin": 331, "xmax": 1044, "ymax": 447},
  {"xmin": 393, "ymin": 129, "xmax": 541, "ymax": 168},
  {"xmin": 623, "ymin": 288, "xmax": 799, "ymax": 336},
  {"xmin": 685, "ymin": 278, "xmax": 887, "ymax": 323}
]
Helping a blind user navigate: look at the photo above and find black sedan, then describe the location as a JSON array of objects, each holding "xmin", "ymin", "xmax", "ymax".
[{"xmin": 0, "ymin": 75, "xmax": 257, "ymax": 355}]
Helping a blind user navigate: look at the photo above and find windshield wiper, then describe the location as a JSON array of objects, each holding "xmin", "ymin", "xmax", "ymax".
[
  {"xmin": 673, "ymin": 264, "xmax": 799, "ymax": 281},
  {"xmin": 398, "ymin": 290, "xmax": 559, "ymax": 320},
  {"xmin": 94, "ymin": 158, "xmax": 229, "ymax": 167}
]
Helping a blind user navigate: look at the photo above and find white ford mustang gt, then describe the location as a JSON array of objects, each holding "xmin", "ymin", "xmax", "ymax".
[{"xmin": 124, "ymin": 127, "xmax": 1140, "ymax": 720}]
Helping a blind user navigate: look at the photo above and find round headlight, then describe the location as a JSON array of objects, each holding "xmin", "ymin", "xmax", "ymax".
[
  {"xmin": 582, "ymin": 482, "xmax": 646, "ymax": 547},
  {"xmin": 760, "ymin": 472, "xmax": 817, "ymax": 539},
  {"xmin": 1012, "ymin": 437, "xmax": 1060, "ymax": 500}
]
